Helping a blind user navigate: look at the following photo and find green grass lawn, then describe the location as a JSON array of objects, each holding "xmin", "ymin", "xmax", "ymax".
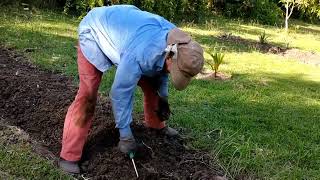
[
  {"xmin": 0, "ymin": 123, "xmax": 71, "ymax": 179},
  {"xmin": 0, "ymin": 7, "xmax": 319, "ymax": 179},
  {"xmin": 0, "ymin": 144, "xmax": 71, "ymax": 179}
]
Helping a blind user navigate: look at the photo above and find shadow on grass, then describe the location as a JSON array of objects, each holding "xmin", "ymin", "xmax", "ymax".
[
  {"xmin": 176, "ymin": 72, "xmax": 320, "ymax": 177},
  {"xmin": 191, "ymin": 33, "xmax": 288, "ymax": 54},
  {"xmin": 295, "ymin": 26, "xmax": 320, "ymax": 35},
  {"xmin": 224, "ymin": 23, "xmax": 267, "ymax": 36},
  {"xmin": 188, "ymin": 72, "xmax": 320, "ymax": 148},
  {"xmin": 212, "ymin": 18, "xmax": 320, "ymax": 38},
  {"xmin": 289, "ymin": 20, "xmax": 320, "ymax": 35},
  {"xmin": 0, "ymin": 23, "xmax": 78, "ymax": 74},
  {"xmin": 187, "ymin": 18, "xmax": 272, "ymax": 37},
  {"xmin": 194, "ymin": 72, "xmax": 319, "ymax": 98}
]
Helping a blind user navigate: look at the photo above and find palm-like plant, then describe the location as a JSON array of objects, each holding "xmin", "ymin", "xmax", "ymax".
[
  {"xmin": 259, "ymin": 31, "xmax": 269, "ymax": 44},
  {"xmin": 207, "ymin": 51, "xmax": 225, "ymax": 77}
]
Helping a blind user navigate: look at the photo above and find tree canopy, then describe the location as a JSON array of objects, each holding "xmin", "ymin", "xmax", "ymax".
[{"xmin": 1, "ymin": 0, "xmax": 319, "ymax": 24}]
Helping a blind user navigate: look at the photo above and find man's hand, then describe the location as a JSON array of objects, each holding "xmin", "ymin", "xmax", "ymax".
[
  {"xmin": 156, "ymin": 96, "xmax": 171, "ymax": 121},
  {"xmin": 118, "ymin": 137, "xmax": 137, "ymax": 154}
]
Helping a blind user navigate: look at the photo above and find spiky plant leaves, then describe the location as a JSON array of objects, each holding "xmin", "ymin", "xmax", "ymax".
[
  {"xmin": 259, "ymin": 31, "xmax": 269, "ymax": 44},
  {"xmin": 207, "ymin": 50, "xmax": 225, "ymax": 77}
]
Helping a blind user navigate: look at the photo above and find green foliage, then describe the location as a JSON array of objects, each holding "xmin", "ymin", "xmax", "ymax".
[
  {"xmin": 61, "ymin": 0, "xmax": 206, "ymax": 22},
  {"xmin": 297, "ymin": 0, "xmax": 320, "ymax": 21},
  {"xmin": 64, "ymin": 0, "xmax": 105, "ymax": 16},
  {"xmin": 148, "ymin": 0, "xmax": 178, "ymax": 21},
  {"xmin": 224, "ymin": 0, "xmax": 283, "ymax": 25},
  {"xmin": 259, "ymin": 31, "xmax": 269, "ymax": 44},
  {"xmin": 251, "ymin": 0, "xmax": 283, "ymax": 25},
  {"xmin": 1, "ymin": 0, "xmax": 318, "ymax": 24},
  {"xmin": 207, "ymin": 50, "xmax": 225, "ymax": 76},
  {"xmin": 279, "ymin": 0, "xmax": 320, "ymax": 23},
  {"xmin": 179, "ymin": 0, "xmax": 207, "ymax": 22},
  {"xmin": 0, "ymin": 0, "xmax": 65, "ymax": 8},
  {"xmin": 136, "ymin": 0, "xmax": 206, "ymax": 22}
]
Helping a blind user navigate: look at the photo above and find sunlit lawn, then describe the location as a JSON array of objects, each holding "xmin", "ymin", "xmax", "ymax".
[{"xmin": 0, "ymin": 7, "xmax": 319, "ymax": 179}]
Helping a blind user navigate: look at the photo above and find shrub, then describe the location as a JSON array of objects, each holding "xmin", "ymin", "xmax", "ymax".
[
  {"xmin": 297, "ymin": 0, "xmax": 320, "ymax": 23},
  {"xmin": 179, "ymin": 0, "xmax": 207, "ymax": 23},
  {"xmin": 251, "ymin": 0, "xmax": 283, "ymax": 25},
  {"xmin": 0, "ymin": 0, "xmax": 66, "ymax": 9},
  {"xmin": 223, "ymin": 0, "xmax": 283, "ymax": 25},
  {"xmin": 151, "ymin": 0, "xmax": 177, "ymax": 21},
  {"xmin": 64, "ymin": 0, "xmax": 105, "ymax": 16},
  {"xmin": 62, "ymin": 0, "xmax": 205, "ymax": 22}
]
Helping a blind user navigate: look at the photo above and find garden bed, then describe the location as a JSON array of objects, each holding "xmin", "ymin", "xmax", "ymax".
[{"xmin": 0, "ymin": 47, "xmax": 225, "ymax": 179}]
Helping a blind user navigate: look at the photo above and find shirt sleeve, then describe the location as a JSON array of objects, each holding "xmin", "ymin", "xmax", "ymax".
[
  {"xmin": 110, "ymin": 56, "xmax": 141, "ymax": 138},
  {"xmin": 157, "ymin": 73, "xmax": 169, "ymax": 98}
]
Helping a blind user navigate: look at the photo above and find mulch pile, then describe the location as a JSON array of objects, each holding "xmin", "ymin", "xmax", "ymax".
[{"xmin": 0, "ymin": 46, "xmax": 225, "ymax": 180}]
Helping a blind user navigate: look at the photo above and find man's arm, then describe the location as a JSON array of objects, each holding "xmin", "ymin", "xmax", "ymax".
[
  {"xmin": 157, "ymin": 73, "xmax": 169, "ymax": 98},
  {"xmin": 156, "ymin": 74, "xmax": 171, "ymax": 121},
  {"xmin": 110, "ymin": 57, "xmax": 141, "ymax": 139}
]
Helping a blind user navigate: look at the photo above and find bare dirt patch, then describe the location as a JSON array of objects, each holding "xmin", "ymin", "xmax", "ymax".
[
  {"xmin": 280, "ymin": 48, "xmax": 320, "ymax": 66},
  {"xmin": 0, "ymin": 122, "xmax": 31, "ymax": 147},
  {"xmin": 196, "ymin": 72, "xmax": 232, "ymax": 81},
  {"xmin": 217, "ymin": 33, "xmax": 320, "ymax": 66},
  {"xmin": 0, "ymin": 47, "xmax": 226, "ymax": 179}
]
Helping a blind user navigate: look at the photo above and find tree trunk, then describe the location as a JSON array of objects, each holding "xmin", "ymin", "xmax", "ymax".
[
  {"xmin": 208, "ymin": 0, "xmax": 213, "ymax": 11},
  {"xmin": 285, "ymin": 1, "xmax": 289, "ymax": 32},
  {"xmin": 285, "ymin": 17, "xmax": 288, "ymax": 31},
  {"xmin": 284, "ymin": 0, "xmax": 295, "ymax": 32}
]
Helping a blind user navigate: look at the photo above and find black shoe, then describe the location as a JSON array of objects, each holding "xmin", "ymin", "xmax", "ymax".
[
  {"xmin": 59, "ymin": 158, "xmax": 80, "ymax": 174},
  {"xmin": 160, "ymin": 126, "xmax": 179, "ymax": 137},
  {"xmin": 147, "ymin": 126, "xmax": 179, "ymax": 137},
  {"xmin": 118, "ymin": 136, "xmax": 137, "ymax": 154}
]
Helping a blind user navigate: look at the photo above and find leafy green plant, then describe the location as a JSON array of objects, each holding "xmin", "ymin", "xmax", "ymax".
[
  {"xmin": 62, "ymin": 0, "xmax": 205, "ymax": 22},
  {"xmin": 64, "ymin": 0, "xmax": 105, "ymax": 17},
  {"xmin": 279, "ymin": 0, "xmax": 320, "ymax": 31},
  {"xmin": 259, "ymin": 31, "xmax": 269, "ymax": 44},
  {"xmin": 207, "ymin": 50, "xmax": 225, "ymax": 77},
  {"xmin": 224, "ymin": 0, "xmax": 282, "ymax": 25}
]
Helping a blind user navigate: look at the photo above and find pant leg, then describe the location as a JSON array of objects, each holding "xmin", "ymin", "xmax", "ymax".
[
  {"xmin": 138, "ymin": 77, "xmax": 165, "ymax": 129},
  {"xmin": 60, "ymin": 46, "xmax": 102, "ymax": 161}
]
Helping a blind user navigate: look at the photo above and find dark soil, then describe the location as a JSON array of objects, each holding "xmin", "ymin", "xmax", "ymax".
[
  {"xmin": 217, "ymin": 33, "xmax": 287, "ymax": 54},
  {"xmin": 0, "ymin": 47, "xmax": 225, "ymax": 179}
]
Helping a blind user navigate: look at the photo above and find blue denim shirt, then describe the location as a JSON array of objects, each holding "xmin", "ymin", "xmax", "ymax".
[{"xmin": 78, "ymin": 5, "xmax": 175, "ymax": 138}]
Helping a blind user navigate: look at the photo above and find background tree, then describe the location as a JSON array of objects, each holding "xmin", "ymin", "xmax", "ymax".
[
  {"xmin": 298, "ymin": 0, "xmax": 320, "ymax": 22},
  {"xmin": 280, "ymin": 0, "xmax": 319, "ymax": 31},
  {"xmin": 281, "ymin": 0, "xmax": 298, "ymax": 31},
  {"xmin": 1, "ymin": 0, "xmax": 318, "ymax": 25}
]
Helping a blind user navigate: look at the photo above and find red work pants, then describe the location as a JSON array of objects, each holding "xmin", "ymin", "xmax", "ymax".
[{"xmin": 60, "ymin": 46, "xmax": 165, "ymax": 161}]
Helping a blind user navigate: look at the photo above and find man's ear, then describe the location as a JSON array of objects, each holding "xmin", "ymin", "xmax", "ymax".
[
  {"xmin": 166, "ymin": 51, "xmax": 175, "ymax": 59},
  {"xmin": 165, "ymin": 57, "xmax": 173, "ymax": 72}
]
